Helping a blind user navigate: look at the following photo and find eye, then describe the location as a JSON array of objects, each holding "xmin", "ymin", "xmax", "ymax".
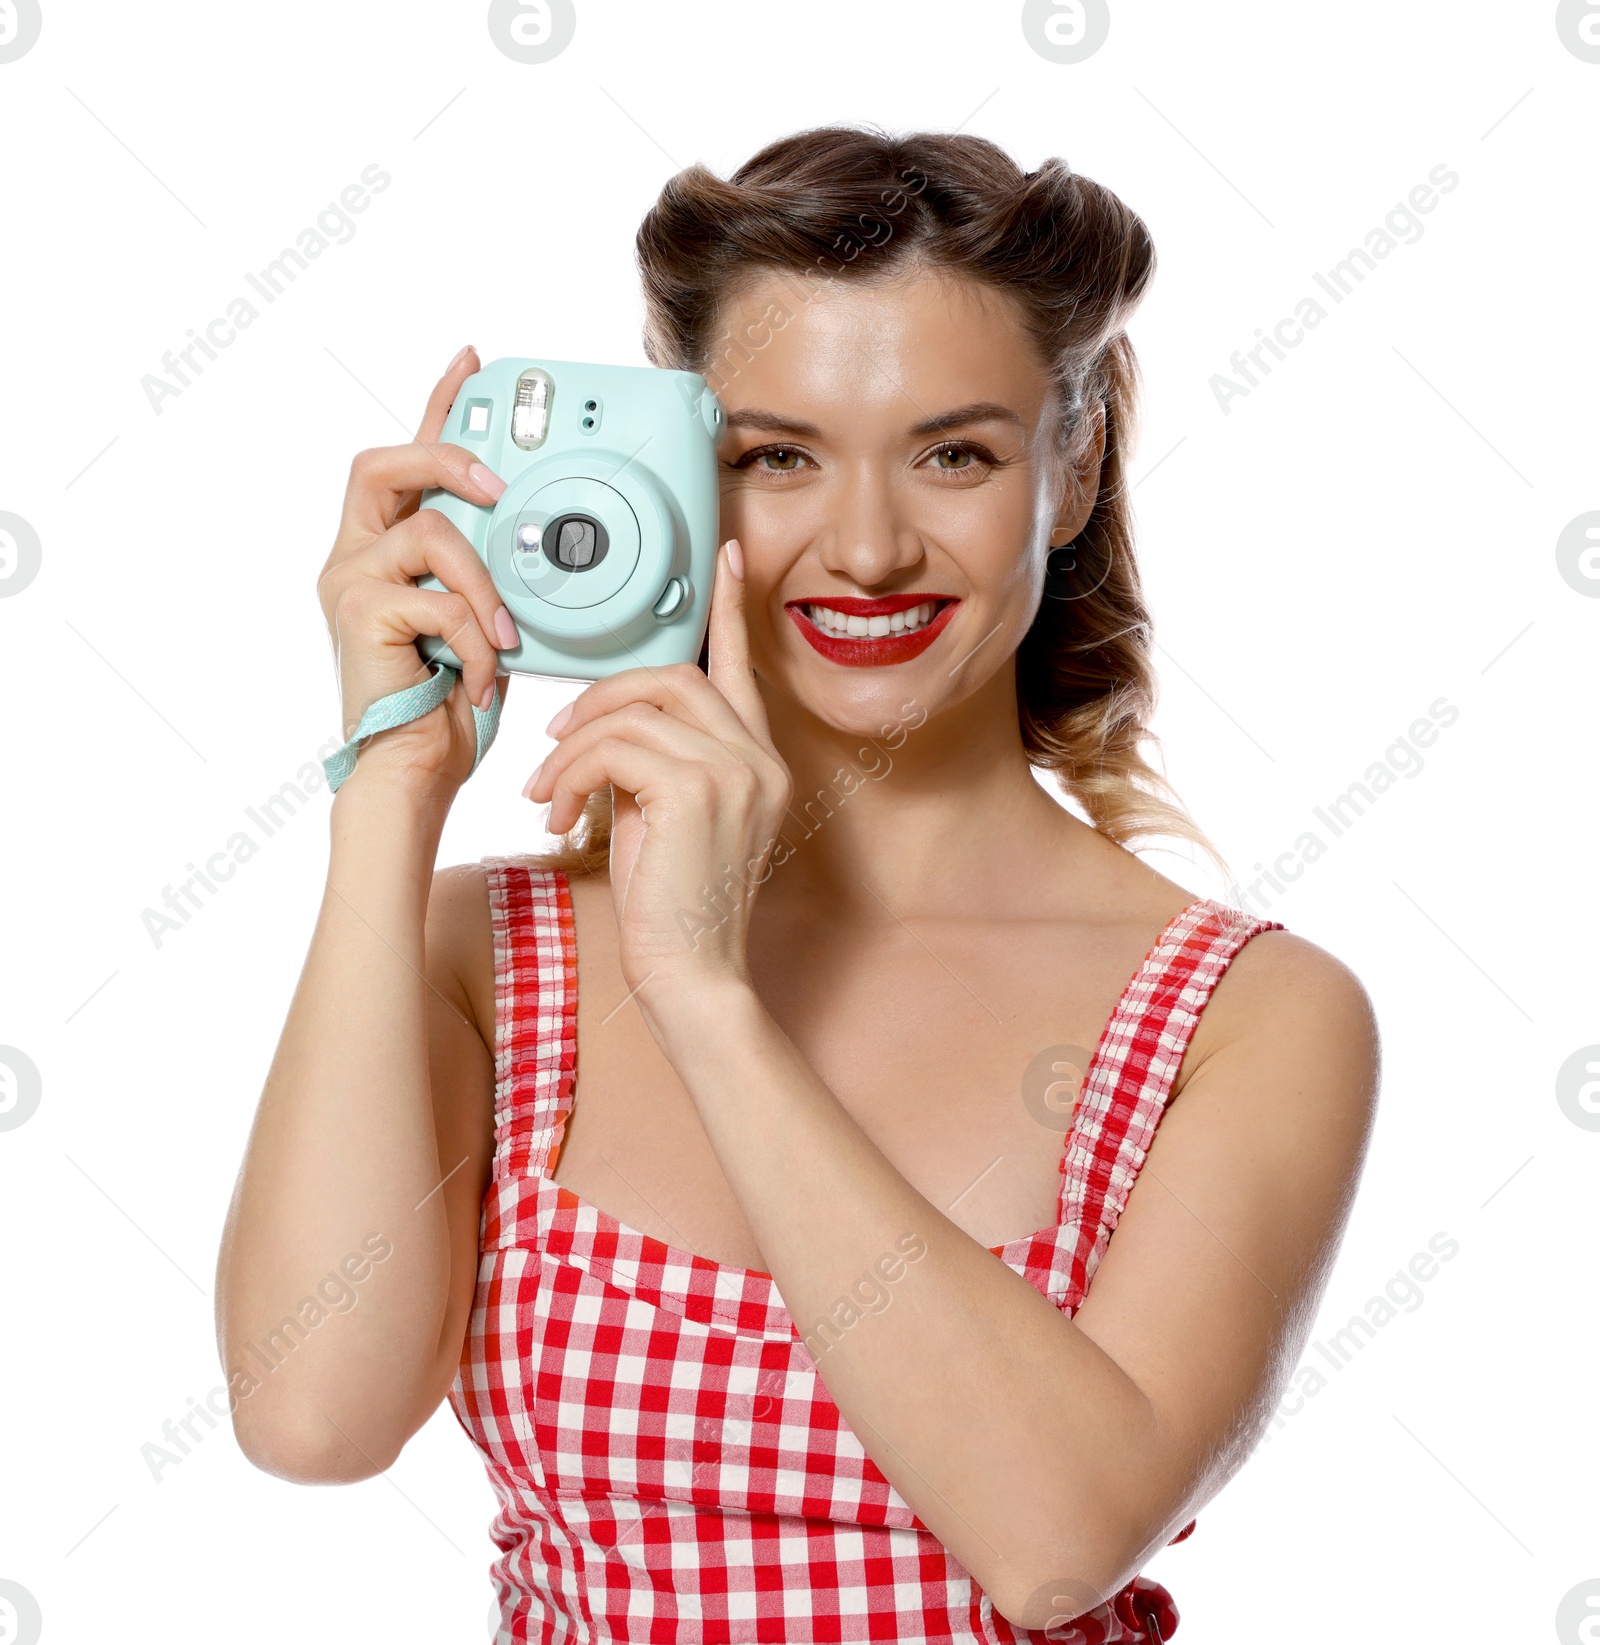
[
  {"xmin": 922, "ymin": 440, "xmax": 997, "ymax": 475},
  {"xmin": 731, "ymin": 444, "xmax": 813, "ymax": 475},
  {"xmin": 729, "ymin": 438, "xmax": 1006, "ymax": 480}
]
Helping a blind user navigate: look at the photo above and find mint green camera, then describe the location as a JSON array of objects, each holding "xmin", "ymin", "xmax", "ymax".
[{"xmin": 415, "ymin": 357, "xmax": 724, "ymax": 680}]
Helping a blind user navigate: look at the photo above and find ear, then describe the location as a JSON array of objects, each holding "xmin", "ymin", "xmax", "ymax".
[{"xmin": 1048, "ymin": 399, "xmax": 1107, "ymax": 545}]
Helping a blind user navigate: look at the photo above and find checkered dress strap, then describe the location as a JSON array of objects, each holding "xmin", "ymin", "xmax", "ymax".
[
  {"xmin": 478, "ymin": 855, "xmax": 575, "ymax": 1184},
  {"xmin": 1063, "ymin": 900, "xmax": 1285, "ymax": 1303}
]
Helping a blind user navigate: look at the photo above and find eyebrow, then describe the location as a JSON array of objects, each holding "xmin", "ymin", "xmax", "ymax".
[{"xmin": 723, "ymin": 400, "xmax": 1026, "ymax": 439}]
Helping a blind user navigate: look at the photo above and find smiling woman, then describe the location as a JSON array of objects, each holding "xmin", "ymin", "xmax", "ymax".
[
  {"xmin": 537, "ymin": 129, "xmax": 1213, "ymax": 887},
  {"xmin": 217, "ymin": 124, "xmax": 1379, "ymax": 1645}
]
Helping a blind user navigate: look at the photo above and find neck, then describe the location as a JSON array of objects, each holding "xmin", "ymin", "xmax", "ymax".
[{"xmin": 752, "ymin": 659, "xmax": 1090, "ymax": 919}]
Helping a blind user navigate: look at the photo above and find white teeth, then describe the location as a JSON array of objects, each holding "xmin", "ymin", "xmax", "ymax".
[{"xmin": 805, "ymin": 601, "xmax": 943, "ymax": 638}]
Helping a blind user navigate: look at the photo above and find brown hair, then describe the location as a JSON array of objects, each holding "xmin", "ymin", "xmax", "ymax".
[{"xmin": 531, "ymin": 123, "xmax": 1231, "ymax": 887}]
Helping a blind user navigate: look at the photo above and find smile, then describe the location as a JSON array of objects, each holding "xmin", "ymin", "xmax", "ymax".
[{"xmin": 784, "ymin": 594, "xmax": 960, "ymax": 668}]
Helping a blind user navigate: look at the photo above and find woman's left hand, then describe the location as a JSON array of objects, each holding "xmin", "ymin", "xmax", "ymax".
[{"xmin": 522, "ymin": 539, "xmax": 794, "ymax": 1004}]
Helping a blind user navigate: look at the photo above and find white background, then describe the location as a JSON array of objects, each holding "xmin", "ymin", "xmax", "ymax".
[{"xmin": 2, "ymin": 2, "xmax": 1597, "ymax": 1640}]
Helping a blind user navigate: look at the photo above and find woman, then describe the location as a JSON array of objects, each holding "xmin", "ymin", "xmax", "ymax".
[{"xmin": 217, "ymin": 126, "xmax": 1379, "ymax": 1642}]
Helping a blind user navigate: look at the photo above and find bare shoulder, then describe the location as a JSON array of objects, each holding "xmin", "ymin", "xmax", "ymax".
[
  {"xmin": 425, "ymin": 857, "xmax": 601, "ymax": 1041},
  {"xmin": 426, "ymin": 859, "xmax": 493, "ymax": 948},
  {"xmin": 1188, "ymin": 923, "xmax": 1380, "ymax": 1065},
  {"xmin": 563, "ymin": 865, "xmax": 615, "ymax": 935},
  {"xmin": 424, "ymin": 860, "xmax": 496, "ymax": 1042},
  {"xmin": 1177, "ymin": 922, "xmax": 1382, "ymax": 1152},
  {"xmin": 1071, "ymin": 922, "xmax": 1383, "ymax": 1547}
]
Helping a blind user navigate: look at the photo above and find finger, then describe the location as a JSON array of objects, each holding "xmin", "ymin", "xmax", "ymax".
[
  {"xmin": 337, "ymin": 581, "xmax": 503, "ymax": 713},
  {"xmin": 704, "ymin": 538, "xmax": 774, "ymax": 748},
  {"xmin": 341, "ymin": 506, "xmax": 515, "ymax": 683},
  {"xmin": 546, "ymin": 656, "xmax": 757, "ymax": 758},
  {"xmin": 389, "ymin": 347, "xmax": 486, "ymax": 526},
  {"xmin": 533, "ymin": 735, "xmax": 709, "ymax": 839},
  {"xmin": 417, "ymin": 345, "xmax": 481, "ymax": 445},
  {"xmin": 524, "ymin": 699, "xmax": 732, "ymax": 805},
  {"xmin": 337, "ymin": 440, "xmax": 505, "ymax": 544}
]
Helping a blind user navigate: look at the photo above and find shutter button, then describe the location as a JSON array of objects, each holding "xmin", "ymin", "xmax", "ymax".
[{"xmin": 652, "ymin": 576, "xmax": 690, "ymax": 620}]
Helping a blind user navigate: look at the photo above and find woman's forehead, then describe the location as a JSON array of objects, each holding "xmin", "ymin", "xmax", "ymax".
[{"xmin": 711, "ymin": 269, "xmax": 1054, "ymax": 428}]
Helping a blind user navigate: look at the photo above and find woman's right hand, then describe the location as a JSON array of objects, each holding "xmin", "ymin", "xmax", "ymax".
[{"xmin": 316, "ymin": 344, "xmax": 517, "ymax": 797}]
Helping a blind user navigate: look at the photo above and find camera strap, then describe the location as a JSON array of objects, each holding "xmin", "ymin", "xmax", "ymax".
[{"xmin": 321, "ymin": 663, "xmax": 502, "ymax": 793}]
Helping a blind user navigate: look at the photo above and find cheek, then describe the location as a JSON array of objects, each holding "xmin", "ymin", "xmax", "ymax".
[
  {"xmin": 716, "ymin": 480, "xmax": 823, "ymax": 547},
  {"xmin": 921, "ymin": 484, "xmax": 1044, "ymax": 590}
]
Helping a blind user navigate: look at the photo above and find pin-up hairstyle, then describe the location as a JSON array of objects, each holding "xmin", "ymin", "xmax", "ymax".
[{"xmin": 535, "ymin": 124, "xmax": 1230, "ymax": 886}]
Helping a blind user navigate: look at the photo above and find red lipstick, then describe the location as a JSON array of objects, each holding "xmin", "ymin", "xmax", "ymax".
[{"xmin": 784, "ymin": 594, "xmax": 960, "ymax": 668}]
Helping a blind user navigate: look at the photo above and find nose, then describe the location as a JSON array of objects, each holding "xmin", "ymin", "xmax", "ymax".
[{"xmin": 814, "ymin": 462, "xmax": 926, "ymax": 588}]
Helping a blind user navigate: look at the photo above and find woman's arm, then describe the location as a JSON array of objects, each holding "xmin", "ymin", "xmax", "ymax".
[
  {"xmin": 634, "ymin": 927, "xmax": 1379, "ymax": 1629},
  {"xmin": 215, "ymin": 346, "xmax": 510, "ymax": 1482},
  {"xmin": 522, "ymin": 541, "xmax": 1379, "ymax": 1626},
  {"xmin": 214, "ymin": 775, "xmax": 495, "ymax": 1483}
]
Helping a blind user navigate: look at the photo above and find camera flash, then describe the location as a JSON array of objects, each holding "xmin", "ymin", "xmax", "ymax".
[{"xmin": 511, "ymin": 368, "xmax": 554, "ymax": 450}]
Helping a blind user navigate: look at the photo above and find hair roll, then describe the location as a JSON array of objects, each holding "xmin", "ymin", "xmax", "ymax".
[{"xmin": 536, "ymin": 124, "xmax": 1230, "ymax": 887}]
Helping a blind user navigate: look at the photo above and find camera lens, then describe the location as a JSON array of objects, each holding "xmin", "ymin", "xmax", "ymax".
[{"xmin": 541, "ymin": 512, "xmax": 610, "ymax": 573}]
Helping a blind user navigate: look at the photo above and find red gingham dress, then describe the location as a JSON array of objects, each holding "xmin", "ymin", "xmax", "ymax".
[{"xmin": 449, "ymin": 859, "xmax": 1286, "ymax": 1643}]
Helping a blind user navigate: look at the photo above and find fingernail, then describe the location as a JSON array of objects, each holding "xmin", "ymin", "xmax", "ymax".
[
  {"xmin": 477, "ymin": 681, "xmax": 497, "ymax": 711},
  {"xmin": 725, "ymin": 538, "xmax": 744, "ymax": 580},
  {"xmin": 494, "ymin": 606, "xmax": 519, "ymax": 649},
  {"xmin": 545, "ymin": 702, "xmax": 574, "ymax": 736},
  {"xmin": 449, "ymin": 343, "xmax": 474, "ymax": 369},
  {"xmin": 522, "ymin": 759, "xmax": 546, "ymax": 799},
  {"xmin": 470, "ymin": 462, "xmax": 506, "ymax": 500}
]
